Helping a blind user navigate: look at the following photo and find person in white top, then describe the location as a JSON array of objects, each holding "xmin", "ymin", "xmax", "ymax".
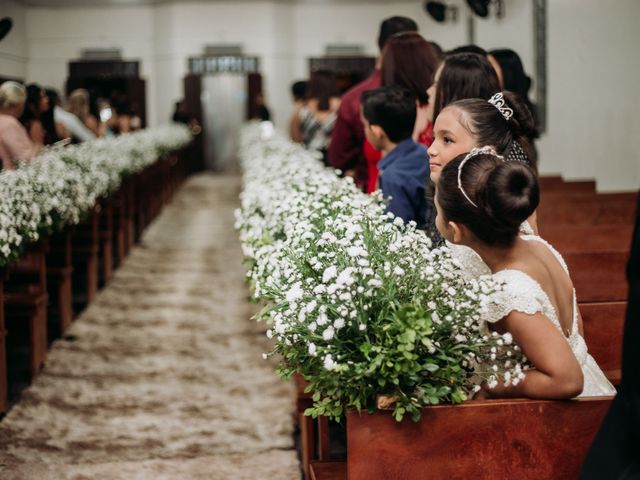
[
  {"xmin": 53, "ymin": 92, "xmax": 95, "ymax": 143},
  {"xmin": 434, "ymin": 148, "xmax": 615, "ymax": 399}
]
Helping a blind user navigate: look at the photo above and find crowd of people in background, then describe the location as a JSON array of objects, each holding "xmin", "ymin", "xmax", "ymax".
[
  {"xmin": 0, "ymin": 80, "xmax": 141, "ymax": 170},
  {"xmin": 287, "ymin": 15, "xmax": 540, "ymax": 243}
]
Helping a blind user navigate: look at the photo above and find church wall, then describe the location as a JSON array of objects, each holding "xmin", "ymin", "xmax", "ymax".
[
  {"xmin": 0, "ymin": 0, "xmax": 28, "ymax": 80},
  {"xmin": 2, "ymin": 0, "xmax": 638, "ymax": 191}
]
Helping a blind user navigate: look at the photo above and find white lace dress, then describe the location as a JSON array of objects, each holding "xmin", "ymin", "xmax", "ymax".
[{"xmin": 450, "ymin": 231, "xmax": 616, "ymax": 397}]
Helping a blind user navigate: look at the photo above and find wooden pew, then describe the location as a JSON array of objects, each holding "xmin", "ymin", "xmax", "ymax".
[
  {"xmin": 0, "ymin": 273, "xmax": 7, "ymax": 413},
  {"xmin": 539, "ymin": 224, "xmax": 633, "ymax": 254},
  {"xmin": 296, "ymin": 374, "xmax": 333, "ymax": 480},
  {"xmin": 310, "ymin": 461, "xmax": 347, "ymax": 480},
  {"xmin": 538, "ymin": 177, "xmax": 595, "ymax": 195},
  {"xmin": 98, "ymin": 197, "xmax": 114, "ymax": 287},
  {"xmin": 344, "ymin": 397, "xmax": 611, "ymax": 480},
  {"xmin": 4, "ymin": 241, "xmax": 49, "ymax": 378},
  {"xmin": 537, "ymin": 192, "xmax": 637, "ymax": 226},
  {"xmin": 580, "ymin": 301, "xmax": 626, "ymax": 384},
  {"xmin": 71, "ymin": 207, "xmax": 99, "ymax": 314},
  {"xmin": 111, "ymin": 185, "xmax": 128, "ymax": 267},
  {"xmin": 46, "ymin": 230, "xmax": 74, "ymax": 339},
  {"xmin": 566, "ymin": 251, "xmax": 628, "ymax": 303}
]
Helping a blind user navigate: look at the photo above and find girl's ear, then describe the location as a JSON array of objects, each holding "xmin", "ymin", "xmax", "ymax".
[{"xmin": 448, "ymin": 220, "xmax": 466, "ymax": 244}]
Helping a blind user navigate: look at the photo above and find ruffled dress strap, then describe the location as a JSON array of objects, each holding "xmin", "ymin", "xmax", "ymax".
[{"xmin": 482, "ymin": 269, "xmax": 550, "ymax": 324}]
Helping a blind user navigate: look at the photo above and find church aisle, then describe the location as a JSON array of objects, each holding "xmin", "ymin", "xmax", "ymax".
[{"xmin": 0, "ymin": 174, "xmax": 299, "ymax": 480}]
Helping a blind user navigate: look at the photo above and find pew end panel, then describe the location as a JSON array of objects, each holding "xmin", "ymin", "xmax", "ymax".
[
  {"xmin": 580, "ymin": 301, "xmax": 625, "ymax": 385},
  {"xmin": 346, "ymin": 397, "xmax": 612, "ymax": 480},
  {"xmin": 567, "ymin": 251, "xmax": 628, "ymax": 303}
]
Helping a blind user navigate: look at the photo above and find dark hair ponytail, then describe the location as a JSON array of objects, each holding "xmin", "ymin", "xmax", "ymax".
[
  {"xmin": 447, "ymin": 91, "xmax": 538, "ymax": 171},
  {"xmin": 437, "ymin": 151, "xmax": 539, "ymax": 246}
]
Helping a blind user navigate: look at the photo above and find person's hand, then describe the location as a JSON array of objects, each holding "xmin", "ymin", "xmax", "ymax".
[
  {"xmin": 472, "ymin": 386, "xmax": 491, "ymax": 400},
  {"xmin": 376, "ymin": 394, "xmax": 398, "ymax": 409}
]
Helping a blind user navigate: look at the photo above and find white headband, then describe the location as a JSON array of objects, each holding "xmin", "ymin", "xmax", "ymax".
[
  {"xmin": 457, "ymin": 146, "xmax": 502, "ymax": 208},
  {"xmin": 488, "ymin": 92, "xmax": 513, "ymax": 121}
]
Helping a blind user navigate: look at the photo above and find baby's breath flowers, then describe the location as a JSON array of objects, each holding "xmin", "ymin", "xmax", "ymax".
[
  {"xmin": 237, "ymin": 123, "xmax": 527, "ymax": 422},
  {"xmin": 0, "ymin": 124, "xmax": 191, "ymax": 267}
]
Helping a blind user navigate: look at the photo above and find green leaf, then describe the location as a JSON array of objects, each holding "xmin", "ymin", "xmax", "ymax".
[{"xmin": 424, "ymin": 363, "xmax": 439, "ymax": 373}]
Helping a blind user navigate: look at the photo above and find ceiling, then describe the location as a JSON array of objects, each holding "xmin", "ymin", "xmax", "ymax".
[{"xmin": 15, "ymin": 0, "xmax": 401, "ymax": 6}]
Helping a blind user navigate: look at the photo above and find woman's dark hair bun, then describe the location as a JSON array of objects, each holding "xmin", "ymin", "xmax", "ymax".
[
  {"xmin": 437, "ymin": 152, "xmax": 539, "ymax": 247},
  {"xmin": 483, "ymin": 162, "xmax": 539, "ymax": 228}
]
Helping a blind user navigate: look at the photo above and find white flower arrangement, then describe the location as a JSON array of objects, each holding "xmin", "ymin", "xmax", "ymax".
[
  {"xmin": 0, "ymin": 123, "xmax": 191, "ymax": 267},
  {"xmin": 236, "ymin": 124, "xmax": 527, "ymax": 422}
]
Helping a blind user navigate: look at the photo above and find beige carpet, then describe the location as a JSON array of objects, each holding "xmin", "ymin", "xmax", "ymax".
[{"xmin": 0, "ymin": 174, "xmax": 299, "ymax": 479}]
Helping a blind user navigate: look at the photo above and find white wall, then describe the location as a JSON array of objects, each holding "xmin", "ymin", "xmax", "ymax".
[
  {"xmin": 538, "ymin": 0, "xmax": 640, "ymax": 192},
  {"xmin": 0, "ymin": 0, "xmax": 638, "ymax": 191},
  {"xmin": 0, "ymin": 0, "xmax": 28, "ymax": 80}
]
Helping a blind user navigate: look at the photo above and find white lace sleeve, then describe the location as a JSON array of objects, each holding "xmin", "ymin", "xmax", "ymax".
[
  {"xmin": 446, "ymin": 242, "xmax": 491, "ymax": 281},
  {"xmin": 482, "ymin": 270, "xmax": 548, "ymax": 323}
]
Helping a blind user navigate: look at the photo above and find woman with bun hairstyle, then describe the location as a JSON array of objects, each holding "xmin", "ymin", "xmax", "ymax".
[{"xmin": 435, "ymin": 149, "xmax": 615, "ymax": 399}]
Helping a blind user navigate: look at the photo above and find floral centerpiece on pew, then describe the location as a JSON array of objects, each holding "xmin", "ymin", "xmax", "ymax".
[
  {"xmin": 0, "ymin": 124, "xmax": 192, "ymax": 267},
  {"xmin": 236, "ymin": 124, "xmax": 527, "ymax": 422}
]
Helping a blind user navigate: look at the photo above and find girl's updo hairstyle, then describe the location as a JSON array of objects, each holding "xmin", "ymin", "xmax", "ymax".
[
  {"xmin": 447, "ymin": 91, "xmax": 538, "ymax": 171},
  {"xmin": 437, "ymin": 149, "xmax": 539, "ymax": 247}
]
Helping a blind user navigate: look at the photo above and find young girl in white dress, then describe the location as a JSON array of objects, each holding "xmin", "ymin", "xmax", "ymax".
[{"xmin": 434, "ymin": 149, "xmax": 615, "ymax": 399}]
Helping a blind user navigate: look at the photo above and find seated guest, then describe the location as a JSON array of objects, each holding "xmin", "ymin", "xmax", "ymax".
[
  {"xmin": 68, "ymin": 88, "xmax": 100, "ymax": 136},
  {"xmin": 435, "ymin": 150, "xmax": 615, "ymax": 398},
  {"xmin": 43, "ymin": 88, "xmax": 70, "ymax": 145},
  {"xmin": 426, "ymin": 52, "xmax": 501, "ymax": 125},
  {"xmin": 0, "ymin": 81, "xmax": 39, "ymax": 169},
  {"xmin": 329, "ymin": 15, "xmax": 418, "ymax": 191},
  {"xmin": 361, "ymin": 85, "xmax": 428, "ymax": 228},
  {"xmin": 448, "ymin": 44, "xmax": 504, "ymax": 88},
  {"xmin": 294, "ymin": 70, "xmax": 340, "ymax": 164},
  {"xmin": 19, "ymin": 83, "xmax": 47, "ymax": 147},
  {"xmin": 489, "ymin": 48, "xmax": 540, "ymax": 140},
  {"xmin": 364, "ymin": 31, "xmax": 440, "ymax": 193},
  {"xmin": 288, "ymin": 80, "xmax": 307, "ymax": 143},
  {"xmin": 53, "ymin": 90, "xmax": 96, "ymax": 143}
]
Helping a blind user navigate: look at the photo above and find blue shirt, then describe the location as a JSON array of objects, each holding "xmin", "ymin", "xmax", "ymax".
[{"xmin": 378, "ymin": 138, "xmax": 429, "ymax": 228}]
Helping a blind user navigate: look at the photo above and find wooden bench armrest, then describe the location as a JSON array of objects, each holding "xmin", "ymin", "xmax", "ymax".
[{"xmin": 310, "ymin": 461, "xmax": 347, "ymax": 480}]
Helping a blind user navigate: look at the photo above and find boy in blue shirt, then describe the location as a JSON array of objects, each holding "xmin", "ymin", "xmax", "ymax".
[{"xmin": 361, "ymin": 86, "xmax": 429, "ymax": 228}]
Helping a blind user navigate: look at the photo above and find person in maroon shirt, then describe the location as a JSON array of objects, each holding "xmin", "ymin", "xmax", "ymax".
[{"xmin": 328, "ymin": 16, "xmax": 418, "ymax": 191}]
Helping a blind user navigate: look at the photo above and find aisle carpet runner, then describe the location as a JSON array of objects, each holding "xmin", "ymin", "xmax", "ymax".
[{"xmin": 0, "ymin": 174, "xmax": 299, "ymax": 479}]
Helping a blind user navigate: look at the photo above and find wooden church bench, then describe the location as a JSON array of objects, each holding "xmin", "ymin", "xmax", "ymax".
[
  {"xmin": 296, "ymin": 374, "xmax": 333, "ymax": 480},
  {"xmin": 46, "ymin": 230, "xmax": 74, "ymax": 338},
  {"xmin": 71, "ymin": 207, "xmax": 100, "ymax": 313},
  {"xmin": 566, "ymin": 251, "xmax": 628, "ymax": 303},
  {"xmin": 345, "ymin": 396, "xmax": 612, "ymax": 480},
  {"xmin": 539, "ymin": 224, "xmax": 633, "ymax": 254},
  {"xmin": 0, "ymin": 274, "xmax": 7, "ymax": 413},
  {"xmin": 4, "ymin": 241, "xmax": 49, "ymax": 378},
  {"xmin": 538, "ymin": 177, "xmax": 595, "ymax": 195},
  {"xmin": 537, "ymin": 193, "xmax": 637, "ymax": 226},
  {"xmin": 111, "ymin": 184, "xmax": 128, "ymax": 266},
  {"xmin": 98, "ymin": 196, "xmax": 114, "ymax": 287},
  {"xmin": 310, "ymin": 461, "xmax": 347, "ymax": 480},
  {"xmin": 580, "ymin": 301, "xmax": 626, "ymax": 384}
]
